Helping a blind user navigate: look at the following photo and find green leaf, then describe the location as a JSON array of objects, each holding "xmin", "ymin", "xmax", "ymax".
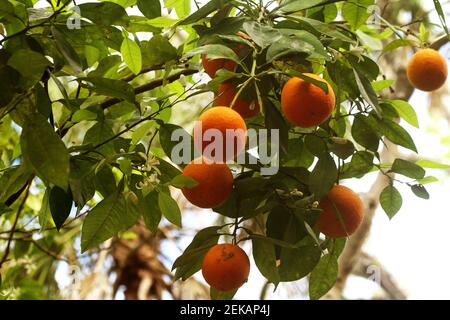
[
  {"xmin": 0, "ymin": 203, "xmax": 12, "ymax": 217},
  {"xmin": 141, "ymin": 35, "xmax": 178, "ymax": 65},
  {"xmin": 21, "ymin": 113, "xmax": 70, "ymax": 190},
  {"xmin": 352, "ymin": 68, "xmax": 380, "ymax": 113},
  {"xmin": 391, "ymin": 159, "xmax": 425, "ymax": 180},
  {"xmin": 309, "ymin": 153, "xmax": 338, "ymax": 200},
  {"xmin": 49, "ymin": 186, "xmax": 73, "ymax": 231},
  {"xmin": 278, "ymin": 245, "xmax": 321, "ymax": 281},
  {"xmin": 186, "ymin": 44, "xmax": 242, "ymax": 66},
  {"xmin": 372, "ymin": 80, "xmax": 394, "ymax": 93},
  {"xmin": 341, "ymin": 151, "xmax": 374, "ymax": 179},
  {"xmin": 79, "ymin": 2, "xmax": 129, "ymax": 26},
  {"xmin": 382, "ymin": 39, "xmax": 415, "ymax": 54},
  {"xmin": 351, "ymin": 114, "xmax": 379, "ymax": 152},
  {"xmin": 264, "ymin": 98, "xmax": 289, "ymax": 153},
  {"xmin": 383, "ymin": 100, "xmax": 419, "ymax": 128},
  {"xmin": 170, "ymin": 174, "xmax": 199, "ymax": 189},
  {"xmin": 411, "ymin": 184, "xmax": 430, "ymax": 200},
  {"xmin": 81, "ymin": 191, "xmax": 140, "ymax": 252},
  {"xmin": 158, "ymin": 191, "xmax": 182, "ymax": 227},
  {"xmin": 380, "ymin": 185, "xmax": 402, "ymax": 219},
  {"xmin": 121, "ymin": 36, "xmax": 142, "ymax": 75},
  {"xmin": 252, "ymin": 237, "xmax": 280, "ymax": 285},
  {"xmin": 416, "ymin": 159, "xmax": 450, "ymax": 169},
  {"xmin": 137, "ymin": 0, "xmax": 161, "ymax": 19},
  {"xmin": 8, "ymin": 49, "xmax": 50, "ymax": 88},
  {"xmin": 433, "ymin": 0, "xmax": 450, "ymax": 36},
  {"xmin": 176, "ymin": 0, "xmax": 232, "ymax": 25},
  {"xmin": 83, "ymin": 121, "xmax": 116, "ymax": 156},
  {"xmin": 173, "ymin": 227, "xmax": 220, "ymax": 281},
  {"xmin": 159, "ymin": 123, "xmax": 193, "ymax": 164},
  {"xmin": 418, "ymin": 176, "xmax": 438, "ymax": 184},
  {"xmin": 279, "ymin": 0, "xmax": 324, "ymax": 13},
  {"xmin": 309, "ymin": 253, "xmax": 338, "ymax": 300},
  {"xmin": 328, "ymin": 139, "xmax": 355, "ymax": 160},
  {"xmin": 140, "ymin": 191, "xmax": 162, "ymax": 233},
  {"xmin": 80, "ymin": 77, "xmax": 135, "ymax": 102},
  {"xmin": 342, "ymin": 0, "xmax": 375, "ymax": 30},
  {"xmin": 0, "ymin": 164, "xmax": 32, "ymax": 203},
  {"xmin": 210, "ymin": 287, "xmax": 237, "ymax": 300},
  {"xmin": 377, "ymin": 118, "xmax": 418, "ymax": 153},
  {"xmin": 51, "ymin": 25, "xmax": 82, "ymax": 74}
]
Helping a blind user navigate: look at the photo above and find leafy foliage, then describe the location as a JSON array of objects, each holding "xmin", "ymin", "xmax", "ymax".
[{"xmin": 0, "ymin": 0, "xmax": 447, "ymax": 301}]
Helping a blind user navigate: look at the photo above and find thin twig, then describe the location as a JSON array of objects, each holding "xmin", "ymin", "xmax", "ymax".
[{"xmin": 0, "ymin": 180, "xmax": 32, "ymax": 269}]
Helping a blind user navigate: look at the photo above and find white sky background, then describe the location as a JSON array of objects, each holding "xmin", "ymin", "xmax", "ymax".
[{"xmin": 46, "ymin": 0, "xmax": 450, "ymax": 299}]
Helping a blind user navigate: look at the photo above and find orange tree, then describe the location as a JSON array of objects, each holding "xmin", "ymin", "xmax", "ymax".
[{"xmin": 0, "ymin": 0, "xmax": 448, "ymax": 299}]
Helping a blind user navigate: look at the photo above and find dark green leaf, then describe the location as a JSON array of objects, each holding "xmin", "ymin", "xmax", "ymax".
[
  {"xmin": 140, "ymin": 191, "xmax": 162, "ymax": 233},
  {"xmin": 210, "ymin": 287, "xmax": 237, "ymax": 300},
  {"xmin": 49, "ymin": 186, "xmax": 73, "ymax": 231},
  {"xmin": 309, "ymin": 153, "xmax": 338, "ymax": 199},
  {"xmin": 137, "ymin": 0, "xmax": 161, "ymax": 19},
  {"xmin": 81, "ymin": 191, "xmax": 140, "ymax": 252},
  {"xmin": 158, "ymin": 191, "xmax": 182, "ymax": 227},
  {"xmin": 391, "ymin": 159, "xmax": 425, "ymax": 180},
  {"xmin": 79, "ymin": 2, "xmax": 129, "ymax": 26},
  {"xmin": 278, "ymin": 245, "xmax": 321, "ymax": 281},
  {"xmin": 411, "ymin": 184, "xmax": 430, "ymax": 200},
  {"xmin": 21, "ymin": 113, "xmax": 70, "ymax": 190},
  {"xmin": 51, "ymin": 25, "xmax": 82, "ymax": 73},
  {"xmin": 80, "ymin": 77, "xmax": 135, "ymax": 102},
  {"xmin": 170, "ymin": 174, "xmax": 199, "ymax": 189},
  {"xmin": 8, "ymin": 49, "xmax": 49, "ymax": 88},
  {"xmin": 380, "ymin": 185, "xmax": 402, "ymax": 219},
  {"xmin": 342, "ymin": 0, "xmax": 375, "ymax": 30},
  {"xmin": 309, "ymin": 253, "xmax": 338, "ymax": 300},
  {"xmin": 351, "ymin": 114, "xmax": 379, "ymax": 152},
  {"xmin": 252, "ymin": 237, "xmax": 280, "ymax": 285}
]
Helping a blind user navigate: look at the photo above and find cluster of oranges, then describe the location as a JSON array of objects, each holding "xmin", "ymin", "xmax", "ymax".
[{"xmin": 179, "ymin": 36, "xmax": 447, "ymax": 292}]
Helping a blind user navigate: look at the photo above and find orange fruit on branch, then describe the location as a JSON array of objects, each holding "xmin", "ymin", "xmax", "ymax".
[
  {"xmin": 215, "ymin": 81, "xmax": 260, "ymax": 119},
  {"xmin": 406, "ymin": 48, "xmax": 448, "ymax": 92},
  {"xmin": 202, "ymin": 243, "xmax": 250, "ymax": 292},
  {"xmin": 193, "ymin": 106, "xmax": 247, "ymax": 162},
  {"xmin": 315, "ymin": 185, "xmax": 364, "ymax": 238},
  {"xmin": 281, "ymin": 73, "xmax": 335, "ymax": 128},
  {"xmin": 202, "ymin": 54, "xmax": 237, "ymax": 79},
  {"xmin": 181, "ymin": 157, "xmax": 233, "ymax": 208}
]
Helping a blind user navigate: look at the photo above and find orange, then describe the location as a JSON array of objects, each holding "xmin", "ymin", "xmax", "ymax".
[
  {"xmin": 406, "ymin": 48, "xmax": 448, "ymax": 92},
  {"xmin": 193, "ymin": 107, "xmax": 247, "ymax": 162},
  {"xmin": 316, "ymin": 185, "xmax": 364, "ymax": 238},
  {"xmin": 182, "ymin": 157, "xmax": 233, "ymax": 208},
  {"xmin": 202, "ymin": 243, "xmax": 250, "ymax": 292},
  {"xmin": 215, "ymin": 81, "xmax": 260, "ymax": 119},
  {"xmin": 281, "ymin": 73, "xmax": 335, "ymax": 128},
  {"xmin": 202, "ymin": 54, "xmax": 237, "ymax": 79}
]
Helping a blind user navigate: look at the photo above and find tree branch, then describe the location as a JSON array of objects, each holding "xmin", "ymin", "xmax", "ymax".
[
  {"xmin": 352, "ymin": 251, "xmax": 407, "ymax": 300},
  {"xmin": 100, "ymin": 69, "xmax": 198, "ymax": 109},
  {"xmin": 0, "ymin": 179, "xmax": 32, "ymax": 269}
]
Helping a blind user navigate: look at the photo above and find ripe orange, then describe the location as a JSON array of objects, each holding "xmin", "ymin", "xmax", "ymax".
[
  {"xmin": 214, "ymin": 81, "xmax": 260, "ymax": 119},
  {"xmin": 202, "ymin": 243, "xmax": 250, "ymax": 292},
  {"xmin": 316, "ymin": 185, "xmax": 364, "ymax": 238},
  {"xmin": 182, "ymin": 157, "xmax": 234, "ymax": 208},
  {"xmin": 193, "ymin": 107, "xmax": 247, "ymax": 162},
  {"xmin": 406, "ymin": 48, "xmax": 448, "ymax": 92},
  {"xmin": 281, "ymin": 73, "xmax": 335, "ymax": 128},
  {"xmin": 202, "ymin": 54, "xmax": 237, "ymax": 79}
]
